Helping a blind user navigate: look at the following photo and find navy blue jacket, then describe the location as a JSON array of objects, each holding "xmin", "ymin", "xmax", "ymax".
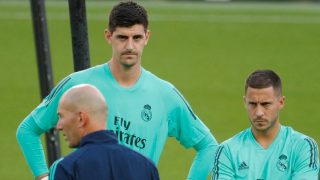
[{"xmin": 50, "ymin": 130, "xmax": 159, "ymax": 180}]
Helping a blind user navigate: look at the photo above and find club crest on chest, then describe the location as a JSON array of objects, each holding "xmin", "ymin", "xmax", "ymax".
[
  {"xmin": 141, "ymin": 104, "xmax": 152, "ymax": 122},
  {"xmin": 277, "ymin": 154, "xmax": 289, "ymax": 172}
]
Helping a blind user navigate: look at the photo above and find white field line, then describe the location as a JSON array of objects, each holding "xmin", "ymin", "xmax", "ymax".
[
  {"xmin": 1, "ymin": 11, "xmax": 320, "ymax": 24},
  {"xmin": 1, "ymin": 1, "xmax": 320, "ymax": 24},
  {"xmin": 1, "ymin": 1, "xmax": 320, "ymax": 11},
  {"xmin": 149, "ymin": 14, "xmax": 320, "ymax": 24}
]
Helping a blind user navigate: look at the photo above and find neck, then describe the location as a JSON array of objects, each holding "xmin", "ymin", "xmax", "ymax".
[
  {"xmin": 82, "ymin": 123, "xmax": 106, "ymax": 137},
  {"xmin": 252, "ymin": 123, "xmax": 281, "ymax": 149},
  {"xmin": 109, "ymin": 59, "xmax": 141, "ymax": 88}
]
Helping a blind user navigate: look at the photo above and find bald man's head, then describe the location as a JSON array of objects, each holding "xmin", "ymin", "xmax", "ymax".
[
  {"xmin": 57, "ymin": 84, "xmax": 108, "ymax": 148},
  {"xmin": 60, "ymin": 84, "xmax": 107, "ymax": 120}
]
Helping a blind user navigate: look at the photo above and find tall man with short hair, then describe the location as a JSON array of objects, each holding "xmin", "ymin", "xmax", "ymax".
[
  {"xmin": 17, "ymin": 1, "xmax": 218, "ymax": 180},
  {"xmin": 212, "ymin": 70, "xmax": 319, "ymax": 180}
]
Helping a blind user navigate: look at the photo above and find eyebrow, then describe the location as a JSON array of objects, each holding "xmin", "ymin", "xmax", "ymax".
[
  {"xmin": 247, "ymin": 100, "xmax": 272, "ymax": 105},
  {"xmin": 133, "ymin": 35, "xmax": 143, "ymax": 38},
  {"xmin": 261, "ymin": 102, "xmax": 272, "ymax": 105},
  {"xmin": 115, "ymin": 34, "xmax": 144, "ymax": 39},
  {"xmin": 115, "ymin": 35, "xmax": 128, "ymax": 39}
]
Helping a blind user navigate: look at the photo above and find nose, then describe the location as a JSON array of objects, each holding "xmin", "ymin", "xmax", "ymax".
[
  {"xmin": 125, "ymin": 38, "xmax": 133, "ymax": 51},
  {"xmin": 255, "ymin": 105, "xmax": 264, "ymax": 118}
]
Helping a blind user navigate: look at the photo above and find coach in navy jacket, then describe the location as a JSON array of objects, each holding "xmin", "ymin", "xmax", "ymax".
[
  {"xmin": 50, "ymin": 130, "xmax": 159, "ymax": 180},
  {"xmin": 48, "ymin": 84, "xmax": 159, "ymax": 180}
]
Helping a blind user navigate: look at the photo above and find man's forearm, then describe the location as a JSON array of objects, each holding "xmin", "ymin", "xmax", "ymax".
[
  {"xmin": 16, "ymin": 115, "xmax": 49, "ymax": 177},
  {"xmin": 187, "ymin": 133, "xmax": 218, "ymax": 180}
]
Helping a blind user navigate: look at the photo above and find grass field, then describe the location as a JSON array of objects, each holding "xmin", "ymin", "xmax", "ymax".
[{"xmin": 0, "ymin": 1, "xmax": 320, "ymax": 179}]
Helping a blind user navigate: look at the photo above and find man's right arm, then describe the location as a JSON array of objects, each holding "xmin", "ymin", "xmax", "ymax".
[
  {"xmin": 16, "ymin": 114, "xmax": 48, "ymax": 178},
  {"xmin": 16, "ymin": 76, "xmax": 73, "ymax": 178},
  {"xmin": 211, "ymin": 145, "xmax": 235, "ymax": 180}
]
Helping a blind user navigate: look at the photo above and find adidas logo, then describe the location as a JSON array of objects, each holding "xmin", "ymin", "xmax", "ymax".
[{"xmin": 238, "ymin": 161, "xmax": 249, "ymax": 170}]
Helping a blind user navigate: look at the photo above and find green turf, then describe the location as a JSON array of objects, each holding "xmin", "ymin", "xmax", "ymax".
[{"xmin": 1, "ymin": 1, "xmax": 320, "ymax": 179}]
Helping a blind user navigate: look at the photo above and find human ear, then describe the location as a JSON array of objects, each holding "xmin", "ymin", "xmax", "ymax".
[
  {"xmin": 144, "ymin": 30, "xmax": 150, "ymax": 45},
  {"xmin": 104, "ymin": 29, "xmax": 112, "ymax": 44},
  {"xmin": 78, "ymin": 112, "xmax": 89, "ymax": 128},
  {"xmin": 279, "ymin": 96, "xmax": 285, "ymax": 109}
]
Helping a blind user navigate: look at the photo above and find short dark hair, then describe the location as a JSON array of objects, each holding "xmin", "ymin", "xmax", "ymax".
[
  {"xmin": 108, "ymin": 1, "xmax": 148, "ymax": 33},
  {"xmin": 245, "ymin": 70, "xmax": 282, "ymax": 96}
]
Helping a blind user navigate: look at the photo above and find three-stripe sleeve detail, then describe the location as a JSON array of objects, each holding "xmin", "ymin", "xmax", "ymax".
[
  {"xmin": 304, "ymin": 137, "xmax": 318, "ymax": 169},
  {"xmin": 212, "ymin": 146, "xmax": 224, "ymax": 180},
  {"xmin": 45, "ymin": 76, "xmax": 71, "ymax": 106},
  {"xmin": 173, "ymin": 88, "xmax": 197, "ymax": 120}
]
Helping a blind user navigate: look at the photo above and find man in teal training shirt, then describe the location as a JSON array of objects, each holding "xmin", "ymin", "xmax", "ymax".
[
  {"xmin": 212, "ymin": 69, "xmax": 319, "ymax": 180},
  {"xmin": 16, "ymin": 1, "xmax": 218, "ymax": 180}
]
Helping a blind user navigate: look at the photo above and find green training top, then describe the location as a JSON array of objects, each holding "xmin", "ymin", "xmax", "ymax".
[
  {"xmin": 33, "ymin": 63, "xmax": 212, "ymax": 163},
  {"xmin": 18, "ymin": 63, "xmax": 217, "ymax": 178},
  {"xmin": 212, "ymin": 125, "xmax": 319, "ymax": 180}
]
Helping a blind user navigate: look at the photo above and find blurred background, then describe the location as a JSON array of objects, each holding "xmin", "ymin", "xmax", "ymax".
[{"xmin": 0, "ymin": 0, "xmax": 319, "ymax": 179}]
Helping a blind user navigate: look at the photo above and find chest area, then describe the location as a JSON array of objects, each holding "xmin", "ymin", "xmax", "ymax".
[
  {"xmin": 93, "ymin": 82, "xmax": 168, "ymax": 125},
  {"xmin": 93, "ymin": 83, "xmax": 169, "ymax": 147},
  {"xmin": 232, "ymin": 146, "xmax": 294, "ymax": 180},
  {"xmin": 105, "ymin": 91, "xmax": 167, "ymax": 130}
]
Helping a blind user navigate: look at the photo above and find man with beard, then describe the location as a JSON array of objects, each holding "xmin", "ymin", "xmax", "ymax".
[{"xmin": 212, "ymin": 70, "xmax": 319, "ymax": 180}]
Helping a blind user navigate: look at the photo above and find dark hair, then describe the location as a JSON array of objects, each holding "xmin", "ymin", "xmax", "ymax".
[
  {"xmin": 108, "ymin": 1, "xmax": 148, "ymax": 33},
  {"xmin": 245, "ymin": 70, "xmax": 282, "ymax": 96}
]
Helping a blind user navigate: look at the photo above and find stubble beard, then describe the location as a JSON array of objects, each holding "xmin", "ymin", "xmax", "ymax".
[
  {"xmin": 119, "ymin": 55, "xmax": 140, "ymax": 69},
  {"xmin": 251, "ymin": 117, "xmax": 278, "ymax": 133}
]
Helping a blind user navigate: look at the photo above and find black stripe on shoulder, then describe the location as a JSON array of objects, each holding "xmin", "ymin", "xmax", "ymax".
[
  {"xmin": 45, "ymin": 76, "xmax": 71, "ymax": 106},
  {"xmin": 304, "ymin": 137, "xmax": 318, "ymax": 169},
  {"xmin": 173, "ymin": 88, "xmax": 196, "ymax": 120},
  {"xmin": 211, "ymin": 146, "xmax": 224, "ymax": 180}
]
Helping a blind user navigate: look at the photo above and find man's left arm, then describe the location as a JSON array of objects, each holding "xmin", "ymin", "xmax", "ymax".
[
  {"xmin": 168, "ymin": 87, "xmax": 218, "ymax": 180},
  {"xmin": 292, "ymin": 137, "xmax": 319, "ymax": 180},
  {"xmin": 187, "ymin": 133, "xmax": 218, "ymax": 180}
]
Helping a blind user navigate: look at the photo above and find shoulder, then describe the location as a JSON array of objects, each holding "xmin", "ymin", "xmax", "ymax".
[
  {"xmin": 222, "ymin": 128, "xmax": 251, "ymax": 147},
  {"xmin": 49, "ymin": 157, "xmax": 72, "ymax": 180},
  {"xmin": 142, "ymin": 68, "xmax": 185, "ymax": 102},
  {"xmin": 212, "ymin": 130, "xmax": 251, "ymax": 174},
  {"xmin": 57, "ymin": 148, "xmax": 86, "ymax": 169},
  {"xmin": 54, "ymin": 145, "xmax": 103, "ymax": 175},
  {"xmin": 68, "ymin": 142, "xmax": 155, "ymax": 168},
  {"xmin": 218, "ymin": 128, "xmax": 252, "ymax": 156},
  {"xmin": 49, "ymin": 157, "xmax": 64, "ymax": 175},
  {"xmin": 282, "ymin": 126, "xmax": 318, "ymax": 150},
  {"xmin": 281, "ymin": 126, "xmax": 319, "ymax": 174},
  {"xmin": 109, "ymin": 144, "xmax": 158, "ymax": 175},
  {"xmin": 69, "ymin": 64, "xmax": 105, "ymax": 80},
  {"xmin": 282, "ymin": 126, "xmax": 317, "ymax": 145},
  {"xmin": 52, "ymin": 147, "xmax": 99, "ymax": 177},
  {"xmin": 52, "ymin": 64, "xmax": 105, "ymax": 88},
  {"xmin": 116, "ymin": 143, "xmax": 156, "ymax": 166},
  {"xmin": 143, "ymin": 68, "xmax": 175, "ymax": 90}
]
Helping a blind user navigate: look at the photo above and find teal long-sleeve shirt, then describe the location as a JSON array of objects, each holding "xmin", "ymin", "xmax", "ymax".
[
  {"xmin": 212, "ymin": 126, "xmax": 319, "ymax": 180},
  {"xmin": 17, "ymin": 63, "xmax": 218, "ymax": 179}
]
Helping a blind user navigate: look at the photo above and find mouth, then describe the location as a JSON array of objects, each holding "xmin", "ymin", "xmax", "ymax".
[
  {"xmin": 122, "ymin": 53, "xmax": 137, "ymax": 57},
  {"xmin": 255, "ymin": 119, "xmax": 265, "ymax": 122},
  {"xmin": 254, "ymin": 119, "xmax": 267, "ymax": 124},
  {"xmin": 121, "ymin": 54, "xmax": 138, "ymax": 61},
  {"xmin": 122, "ymin": 51, "xmax": 137, "ymax": 55}
]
